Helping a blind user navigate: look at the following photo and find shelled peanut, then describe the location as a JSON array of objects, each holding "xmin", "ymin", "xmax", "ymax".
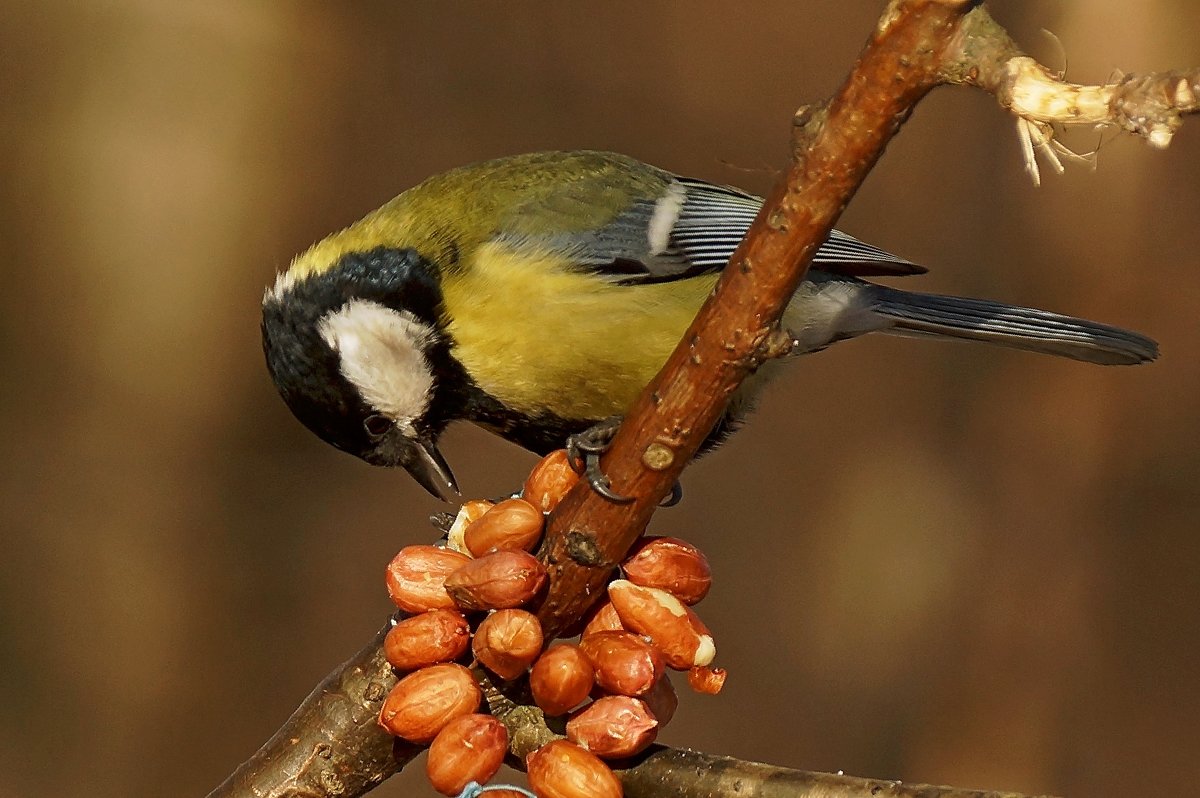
[
  {"xmin": 377, "ymin": 449, "xmax": 726, "ymax": 798},
  {"xmin": 529, "ymin": 643, "xmax": 593, "ymax": 716},
  {"xmin": 425, "ymin": 713, "xmax": 508, "ymax": 796},
  {"xmin": 378, "ymin": 663, "xmax": 481, "ymax": 743},
  {"xmin": 527, "ymin": 739, "xmax": 622, "ymax": 798},
  {"xmin": 473, "ymin": 609, "xmax": 544, "ymax": 680}
]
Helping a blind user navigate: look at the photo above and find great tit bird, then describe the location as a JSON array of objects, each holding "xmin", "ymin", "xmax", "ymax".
[{"xmin": 262, "ymin": 150, "xmax": 1158, "ymax": 501}]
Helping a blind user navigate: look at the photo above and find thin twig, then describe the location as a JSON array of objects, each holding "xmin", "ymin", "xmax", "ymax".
[{"xmin": 942, "ymin": 6, "xmax": 1200, "ymax": 183}]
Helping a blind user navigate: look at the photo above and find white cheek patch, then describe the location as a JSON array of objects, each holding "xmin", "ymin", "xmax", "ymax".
[{"xmin": 317, "ymin": 299, "xmax": 437, "ymax": 427}]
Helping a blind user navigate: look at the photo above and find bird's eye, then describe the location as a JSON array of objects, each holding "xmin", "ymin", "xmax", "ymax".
[{"xmin": 363, "ymin": 414, "xmax": 392, "ymax": 439}]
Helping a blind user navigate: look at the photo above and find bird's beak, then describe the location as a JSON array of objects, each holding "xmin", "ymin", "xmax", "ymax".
[
  {"xmin": 404, "ymin": 436, "xmax": 460, "ymax": 502},
  {"xmin": 376, "ymin": 431, "xmax": 460, "ymax": 502}
]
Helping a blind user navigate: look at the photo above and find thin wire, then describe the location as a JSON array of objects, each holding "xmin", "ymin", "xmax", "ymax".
[{"xmin": 455, "ymin": 780, "xmax": 538, "ymax": 798}]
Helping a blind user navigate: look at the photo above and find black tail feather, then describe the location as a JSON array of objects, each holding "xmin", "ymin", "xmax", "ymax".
[{"xmin": 869, "ymin": 286, "xmax": 1159, "ymax": 366}]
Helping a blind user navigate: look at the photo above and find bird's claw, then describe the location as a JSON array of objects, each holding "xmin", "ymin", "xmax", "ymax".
[
  {"xmin": 566, "ymin": 417, "xmax": 683, "ymax": 507},
  {"xmin": 587, "ymin": 464, "xmax": 635, "ymax": 504},
  {"xmin": 567, "ymin": 417, "xmax": 633, "ymax": 504},
  {"xmin": 659, "ymin": 481, "xmax": 683, "ymax": 508}
]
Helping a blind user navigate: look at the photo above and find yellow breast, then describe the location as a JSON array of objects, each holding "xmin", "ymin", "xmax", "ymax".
[{"xmin": 441, "ymin": 242, "xmax": 719, "ymax": 420}]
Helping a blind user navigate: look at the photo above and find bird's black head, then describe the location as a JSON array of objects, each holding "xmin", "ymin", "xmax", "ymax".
[{"xmin": 262, "ymin": 246, "xmax": 461, "ymax": 500}]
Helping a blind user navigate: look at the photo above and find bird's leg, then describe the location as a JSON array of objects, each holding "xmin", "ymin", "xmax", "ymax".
[{"xmin": 566, "ymin": 417, "xmax": 683, "ymax": 507}]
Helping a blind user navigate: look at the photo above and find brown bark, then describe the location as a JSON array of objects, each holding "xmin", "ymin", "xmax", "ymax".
[
  {"xmin": 205, "ymin": 623, "xmax": 417, "ymax": 798},
  {"xmin": 620, "ymin": 746, "xmax": 1056, "ymax": 798}
]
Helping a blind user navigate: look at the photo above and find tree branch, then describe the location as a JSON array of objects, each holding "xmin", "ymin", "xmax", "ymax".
[
  {"xmin": 210, "ymin": 621, "xmax": 1061, "ymax": 798},
  {"xmin": 620, "ymin": 747, "xmax": 1056, "ymax": 798},
  {"xmin": 532, "ymin": 0, "xmax": 979, "ymax": 639},
  {"xmin": 205, "ymin": 623, "xmax": 418, "ymax": 798}
]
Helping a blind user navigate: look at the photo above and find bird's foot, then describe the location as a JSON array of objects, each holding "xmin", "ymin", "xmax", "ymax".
[
  {"xmin": 566, "ymin": 417, "xmax": 683, "ymax": 507},
  {"xmin": 567, "ymin": 417, "xmax": 632, "ymax": 503}
]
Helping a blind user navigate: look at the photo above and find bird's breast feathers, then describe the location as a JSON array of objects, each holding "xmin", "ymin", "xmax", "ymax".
[{"xmin": 442, "ymin": 241, "xmax": 718, "ymax": 421}]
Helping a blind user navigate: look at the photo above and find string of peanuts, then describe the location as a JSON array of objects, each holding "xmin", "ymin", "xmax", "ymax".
[{"xmin": 377, "ymin": 450, "xmax": 726, "ymax": 797}]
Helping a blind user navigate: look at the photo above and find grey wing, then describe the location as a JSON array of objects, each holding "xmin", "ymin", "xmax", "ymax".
[
  {"xmin": 666, "ymin": 177, "xmax": 925, "ymax": 280},
  {"xmin": 496, "ymin": 172, "xmax": 924, "ymax": 282}
]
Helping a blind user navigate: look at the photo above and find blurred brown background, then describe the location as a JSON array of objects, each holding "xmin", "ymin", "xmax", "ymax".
[{"xmin": 2, "ymin": 2, "xmax": 1198, "ymax": 796}]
